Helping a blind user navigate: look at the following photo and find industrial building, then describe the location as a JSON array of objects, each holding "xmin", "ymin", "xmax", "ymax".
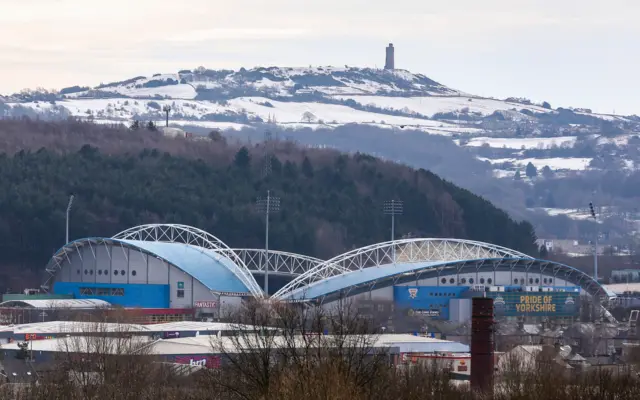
[{"xmin": 0, "ymin": 224, "xmax": 615, "ymax": 325}]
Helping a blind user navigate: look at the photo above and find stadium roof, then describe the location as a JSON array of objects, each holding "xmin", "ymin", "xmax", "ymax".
[
  {"xmin": 0, "ymin": 299, "xmax": 110, "ymax": 309},
  {"xmin": 274, "ymin": 238, "xmax": 615, "ymax": 301},
  {"xmin": 45, "ymin": 237, "xmax": 257, "ymax": 296},
  {"xmin": 280, "ymin": 258, "xmax": 615, "ymax": 302},
  {"xmin": 119, "ymin": 239, "xmax": 250, "ymax": 294}
]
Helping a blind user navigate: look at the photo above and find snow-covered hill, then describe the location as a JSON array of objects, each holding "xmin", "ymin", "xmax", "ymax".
[{"xmin": 3, "ymin": 65, "xmax": 639, "ymax": 175}]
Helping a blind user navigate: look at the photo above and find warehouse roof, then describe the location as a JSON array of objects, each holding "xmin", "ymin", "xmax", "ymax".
[{"xmin": 0, "ymin": 299, "xmax": 111, "ymax": 309}]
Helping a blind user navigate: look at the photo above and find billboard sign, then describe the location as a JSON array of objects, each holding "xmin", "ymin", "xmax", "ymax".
[
  {"xmin": 487, "ymin": 292, "xmax": 579, "ymax": 317},
  {"xmin": 194, "ymin": 301, "xmax": 217, "ymax": 308},
  {"xmin": 174, "ymin": 355, "xmax": 221, "ymax": 369}
]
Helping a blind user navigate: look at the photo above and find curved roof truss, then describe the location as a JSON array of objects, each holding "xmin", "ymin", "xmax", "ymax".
[
  {"xmin": 273, "ymin": 238, "xmax": 533, "ymax": 298},
  {"xmin": 112, "ymin": 224, "xmax": 263, "ymax": 297},
  {"xmin": 232, "ymin": 249, "xmax": 329, "ymax": 277},
  {"xmin": 277, "ymin": 257, "xmax": 613, "ymax": 302}
]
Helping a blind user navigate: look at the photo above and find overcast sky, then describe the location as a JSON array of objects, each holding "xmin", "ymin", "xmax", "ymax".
[{"xmin": 1, "ymin": 0, "xmax": 638, "ymax": 115}]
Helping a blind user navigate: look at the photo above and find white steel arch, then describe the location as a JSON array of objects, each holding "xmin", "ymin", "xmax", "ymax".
[
  {"xmin": 273, "ymin": 238, "xmax": 533, "ymax": 299},
  {"xmin": 113, "ymin": 224, "xmax": 264, "ymax": 298},
  {"xmin": 232, "ymin": 249, "xmax": 330, "ymax": 277}
]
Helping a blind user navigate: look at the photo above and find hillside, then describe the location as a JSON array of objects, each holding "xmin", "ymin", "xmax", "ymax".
[
  {"xmin": 0, "ymin": 119, "xmax": 538, "ymax": 293},
  {"xmin": 3, "ymin": 65, "xmax": 639, "ymax": 247}
]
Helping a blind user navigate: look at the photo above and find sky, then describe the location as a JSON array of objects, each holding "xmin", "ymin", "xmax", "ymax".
[{"xmin": 1, "ymin": 0, "xmax": 638, "ymax": 115}]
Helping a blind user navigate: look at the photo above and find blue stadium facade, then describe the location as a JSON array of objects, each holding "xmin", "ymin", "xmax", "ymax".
[{"xmin": 34, "ymin": 224, "xmax": 615, "ymax": 322}]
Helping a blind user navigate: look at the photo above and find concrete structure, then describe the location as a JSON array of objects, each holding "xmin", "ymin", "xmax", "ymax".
[{"xmin": 384, "ymin": 43, "xmax": 395, "ymax": 70}]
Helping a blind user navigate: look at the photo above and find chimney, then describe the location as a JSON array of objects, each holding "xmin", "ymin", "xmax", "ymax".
[
  {"xmin": 471, "ymin": 297, "xmax": 495, "ymax": 395},
  {"xmin": 384, "ymin": 43, "xmax": 395, "ymax": 70}
]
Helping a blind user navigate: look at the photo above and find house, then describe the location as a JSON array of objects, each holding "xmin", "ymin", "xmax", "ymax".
[{"xmin": 497, "ymin": 344, "xmax": 573, "ymax": 373}]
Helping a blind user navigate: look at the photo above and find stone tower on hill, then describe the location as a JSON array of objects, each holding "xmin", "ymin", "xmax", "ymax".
[{"xmin": 384, "ymin": 43, "xmax": 395, "ymax": 70}]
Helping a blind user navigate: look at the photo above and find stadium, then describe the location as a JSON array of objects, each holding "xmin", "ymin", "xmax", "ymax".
[{"xmin": 0, "ymin": 224, "xmax": 617, "ymax": 324}]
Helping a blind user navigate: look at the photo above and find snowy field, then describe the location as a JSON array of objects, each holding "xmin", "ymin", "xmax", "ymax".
[
  {"xmin": 464, "ymin": 136, "xmax": 577, "ymax": 149},
  {"xmin": 12, "ymin": 97, "xmax": 485, "ymax": 135},
  {"xmin": 478, "ymin": 157, "xmax": 592, "ymax": 171},
  {"xmin": 332, "ymin": 95, "xmax": 552, "ymax": 118}
]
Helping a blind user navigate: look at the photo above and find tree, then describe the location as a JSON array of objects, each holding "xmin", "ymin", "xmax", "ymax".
[
  {"xmin": 514, "ymin": 170, "xmax": 522, "ymax": 181},
  {"xmin": 302, "ymin": 111, "xmax": 317, "ymax": 123},
  {"xmin": 302, "ymin": 156, "xmax": 314, "ymax": 178},
  {"xmin": 544, "ymin": 192, "xmax": 556, "ymax": 208},
  {"xmin": 146, "ymin": 121, "xmax": 157, "ymax": 131},
  {"xmin": 207, "ymin": 129, "xmax": 226, "ymax": 144},
  {"xmin": 540, "ymin": 245, "xmax": 548, "ymax": 258},
  {"xmin": 541, "ymin": 165, "xmax": 554, "ymax": 179},
  {"xmin": 542, "ymin": 101, "xmax": 552, "ymax": 109},
  {"xmin": 525, "ymin": 162, "xmax": 538, "ymax": 178},
  {"xmin": 130, "ymin": 120, "xmax": 140, "ymax": 130},
  {"xmin": 234, "ymin": 146, "xmax": 250, "ymax": 168}
]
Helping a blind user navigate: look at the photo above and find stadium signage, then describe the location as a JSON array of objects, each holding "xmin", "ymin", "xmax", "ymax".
[
  {"xmin": 174, "ymin": 355, "xmax": 221, "ymax": 369},
  {"xmin": 217, "ymin": 291, "xmax": 247, "ymax": 297},
  {"xmin": 515, "ymin": 295, "xmax": 558, "ymax": 313},
  {"xmin": 194, "ymin": 301, "xmax": 217, "ymax": 308}
]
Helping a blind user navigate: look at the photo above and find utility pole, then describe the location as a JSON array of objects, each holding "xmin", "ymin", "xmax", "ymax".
[
  {"xmin": 256, "ymin": 131, "xmax": 280, "ymax": 295},
  {"xmin": 383, "ymin": 200, "xmax": 403, "ymax": 262},
  {"xmin": 589, "ymin": 202, "xmax": 598, "ymax": 282},
  {"xmin": 66, "ymin": 194, "xmax": 75, "ymax": 244},
  {"xmin": 162, "ymin": 105, "xmax": 171, "ymax": 127},
  {"xmin": 257, "ymin": 191, "xmax": 280, "ymax": 295}
]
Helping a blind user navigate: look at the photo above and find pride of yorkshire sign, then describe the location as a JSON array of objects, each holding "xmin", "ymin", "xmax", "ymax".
[{"xmin": 487, "ymin": 292, "xmax": 579, "ymax": 317}]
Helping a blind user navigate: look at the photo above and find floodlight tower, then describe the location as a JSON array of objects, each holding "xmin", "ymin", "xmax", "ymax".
[
  {"xmin": 66, "ymin": 194, "xmax": 75, "ymax": 244},
  {"xmin": 589, "ymin": 202, "xmax": 598, "ymax": 282},
  {"xmin": 257, "ymin": 191, "xmax": 280, "ymax": 295},
  {"xmin": 383, "ymin": 200, "xmax": 403, "ymax": 262},
  {"xmin": 162, "ymin": 105, "xmax": 171, "ymax": 127},
  {"xmin": 256, "ymin": 131, "xmax": 280, "ymax": 295}
]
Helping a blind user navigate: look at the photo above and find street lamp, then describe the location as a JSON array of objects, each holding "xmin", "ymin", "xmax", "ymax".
[{"xmin": 66, "ymin": 194, "xmax": 75, "ymax": 244}]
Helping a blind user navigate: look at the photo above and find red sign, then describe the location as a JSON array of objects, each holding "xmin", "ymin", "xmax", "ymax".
[
  {"xmin": 24, "ymin": 334, "xmax": 53, "ymax": 341},
  {"xmin": 194, "ymin": 301, "xmax": 217, "ymax": 308},
  {"xmin": 174, "ymin": 355, "xmax": 221, "ymax": 369}
]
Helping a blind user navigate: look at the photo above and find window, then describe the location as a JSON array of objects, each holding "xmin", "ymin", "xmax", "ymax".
[
  {"xmin": 548, "ymin": 278, "xmax": 553, "ymax": 284},
  {"xmin": 111, "ymin": 288, "xmax": 125, "ymax": 296},
  {"xmin": 97, "ymin": 288, "xmax": 110, "ymax": 296},
  {"xmin": 79, "ymin": 287, "xmax": 95, "ymax": 295},
  {"xmin": 480, "ymin": 278, "xmax": 485, "ymax": 284},
  {"xmin": 469, "ymin": 278, "xmax": 474, "ymax": 284},
  {"xmin": 535, "ymin": 278, "xmax": 540, "ymax": 284},
  {"xmin": 377, "ymin": 304, "xmax": 384, "ymax": 312},
  {"xmin": 520, "ymin": 278, "xmax": 525, "ymax": 284},
  {"xmin": 98, "ymin": 270, "xmax": 102, "ymax": 276},
  {"xmin": 543, "ymin": 278, "xmax": 548, "ymax": 284},
  {"xmin": 104, "ymin": 270, "xmax": 109, "ymax": 275},
  {"xmin": 114, "ymin": 270, "xmax": 119, "ymax": 276},
  {"xmin": 177, "ymin": 289, "xmax": 185, "ymax": 298},
  {"xmin": 529, "ymin": 278, "xmax": 533, "ymax": 284},
  {"xmin": 487, "ymin": 278, "xmax": 493, "ymax": 284},
  {"xmin": 120, "ymin": 270, "xmax": 126, "ymax": 276},
  {"xmin": 132, "ymin": 270, "xmax": 137, "ymax": 276},
  {"xmin": 514, "ymin": 278, "xmax": 519, "ymax": 284},
  {"xmin": 77, "ymin": 269, "xmax": 81, "ymax": 275},
  {"xmin": 441, "ymin": 278, "xmax": 447, "ymax": 284},
  {"xmin": 84, "ymin": 269, "xmax": 88, "ymax": 275},
  {"xmin": 449, "ymin": 278, "xmax": 455, "ymax": 284},
  {"xmin": 460, "ymin": 278, "xmax": 466, "ymax": 284}
]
